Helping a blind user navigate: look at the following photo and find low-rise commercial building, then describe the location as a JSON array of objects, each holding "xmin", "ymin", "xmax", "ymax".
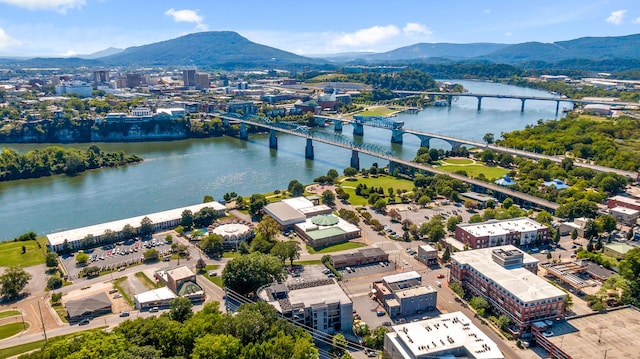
[
  {"xmin": 416, "ymin": 244, "xmax": 437, "ymax": 265},
  {"xmin": 455, "ymin": 218, "xmax": 549, "ymax": 249},
  {"xmin": 384, "ymin": 312, "xmax": 504, "ymax": 359},
  {"xmin": 609, "ymin": 206, "xmax": 639, "ymax": 225},
  {"xmin": 450, "ymin": 245, "xmax": 566, "ymax": 336},
  {"xmin": 65, "ymin": 292, "xmax": 112, "ymax": 321},
  {"xmin": 603, "ymin": 242, "xmax": 636, "ymax": 259},
  {"xmin": 373, "ymin": 271, "xmax": 437, "ymax": 318},
  {"xmin": 47, "ymin": 202, "xmax": 226, "ymax": 252},
  {"xmin": 155, "ymin": 266, "xmax": 205, "ymax": 303},
  {"xmin": 607, "ymin": 195, "xmax": 640, "ymax": 211},
  {"xmin": 258, "ymin": 279, "xmax": 352, "ymax": 333},
  {"xmin": 134, "ymin": 286, "xmax": 177, "ymax": 310},
  {"xmin": 330, "ymin": 247, "xmax": 388, "ymax": 268}
]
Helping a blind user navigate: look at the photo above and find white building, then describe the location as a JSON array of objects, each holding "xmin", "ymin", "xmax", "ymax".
[
  {"xmin": 156, "ymin": 108, "xmax": 186, "ymax": 118},
  {"xmin": 47, "ymin": 201, "xmax": 226, "ymax": 252},
  {"xmin": 134, "ymin": 287, "xmax": 177, "ymax": 310},
  {"xmin": 384, "ymin": 312, "xmax": 504, "ymax": 359},
  {"xmin": 55, "ymin": 81, "xmax": 93, "ymax": 98}
]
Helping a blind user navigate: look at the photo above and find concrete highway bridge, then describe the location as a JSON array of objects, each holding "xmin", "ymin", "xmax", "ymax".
[
  {"xmin": 392, "ymin": 90, "xmax": 636, "ymax": 114},
  {"xmin": 219, "ymin": 113, "xmax": 560, "ymax": 213}
]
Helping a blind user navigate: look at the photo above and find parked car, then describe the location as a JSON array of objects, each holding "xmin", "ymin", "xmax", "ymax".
[
  {"xmin": 437, "ymin": 274, "xmax": 445, "ymax": 278},
  {"xmin": 79, "ymin": 319, "xmax": 90, "ymax": 325},
  {"xmin": 149, "ymin": 307, "xmax": 159, "ymax": 313},
  {"xmin": 119, "ymin": 311, "xmax": 130, "ymax": 317}
]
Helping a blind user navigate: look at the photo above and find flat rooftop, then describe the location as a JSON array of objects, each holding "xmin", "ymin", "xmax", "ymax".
[
  {"xmin": 458, "ymin": 217, "xmax": 547, "ymax": 238},
  {"xmin": 546, "ymin": 307, "xmax": 640, "ymax": 359},
  {"xmin": 386, "ymin": 312, "xmax": 504, "ymax": 359},
  {"xmin": 453, "ymin": 245, "xmax": 565, "ymax": 304}
]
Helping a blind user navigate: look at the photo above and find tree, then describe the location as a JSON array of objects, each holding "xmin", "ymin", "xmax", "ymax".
[
  {"xmin": 546, "ymin": 251, "xmax": 552, "ymax": 260},
  {"xmin": 196, "ymin": 258, "xmax": 206, "ymax": 271},
  {"xmin": 332, "ymin": 333, "xmax": 347, "ymax": 357},
  {"xmin": 47, "ymin": 275, "xmax": 63, "ymax": 290},
  {"xmin": 442, "ymin": 246, "xmax": 451, "ymax": 262},
  {"xmin": 169, "ymin": 296, "xmax": 193, "ymax": 322},
  {"xmin": 0, "ymin": 266, "xmax": 32, "ymax": 299},
  {"xmin": 321, "ymin": 190, "xmax": 335, "ymax": 206},
  {"xmin": 256, "ymin": 216, "xmax": 280, "ymax": 241},
  {"xmin": 284, "ymin": 240, "xmax": 301, "ymax": 266},
  {"xmin": 596, "ymin": 214, "xmax": 617, "ymax": 234},
  {"xmin": 248, "ymin": 193, "xmax": 268, "ymax": 215},
  {"xmin": 102, "ymin": 229, "xmax": 117, "ymax": 244},
  {"xmin": 143, "ymin": 248, "xmax": 159, "ymax": 262},
  {"xmin": 571, "ymin": 229, "xmax": 579, "ymax": 240},
  {"xmin": 536, "ymin": 211, "xmax": 554, "ymax": 225},
  {"xmin": 45, "ymin": 252, "xmax": 58, "ymax": 267},
  {"xmin": 193, "ymin": 207, "xmax": 219, "ymax": 227},
  {"xmin": 446, "ymin": 216, "xmax": 461, "ymax": 232},
  {"xmin": 203, "ymin": 195, "xmax": 214, "ymax": 203},
  {"xmin": 287, "ymin": 180, "xmax": 304, "ymax": 197},
  {"xmin": 121, "ymin": 224, "xmax": 135, "ymax": 240},
  {"xmin": 76, "ymin": 252, "xmax": 89, "ymax": 266},
  {"xmin": 343, "ymin": 167, "xmax": 358, "ymax": 177},
  {"xmin": 270, "ymin": 241, "xmax": 289, "ymax": 264},
  {"xmin": 181, "ymin": 209, "xmax": 194, "ymax": 229},
  {"xmin": 483, "ymin": 133, "xmax": 495, "ymax": 145},
  {"xmin": 502, "ymin": 197, "xmax": 513, "ymax": 209},
  {"xmin": 469, "ymin": 296, "xmax": 489, "ymax": 316},
  {"xmin": 200, "ymin": 234, "xmax": 224, "ymax": 258},
  {"xmin": 497, "ymin": 315, "xmax": 510, "ymax": 331},
  {"xmin": 222, "ymin": 252, "xmax": 284, "ymax": 296},
  {"xmin": 554, "ymin": 227, "xmax": 561, "ymax": 245},
  {"xmin": 327, "ymin": 169, "xmax": 339, "ymax": 180},
  {"xmin": 469, "ymin": 214, "xmax": 483, "ymax": 223},
  {"xmin": 192, "ymin": 334, "xmax": 241, "ymax": 359},
  {"xmin": 140, "ymin": 216, "xmax": 154, "ymax": 237}
]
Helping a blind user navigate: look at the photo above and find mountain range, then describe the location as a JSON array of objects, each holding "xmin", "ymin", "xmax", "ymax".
[{"xmin": 1, "ymin": 31, "xmax": 639, "ymax": 70}]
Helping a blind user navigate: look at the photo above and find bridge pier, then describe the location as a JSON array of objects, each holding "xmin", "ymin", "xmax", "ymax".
[
  {"xmin": 315, "ymin": 117, "xmax": 325, "ymax": 126},
  {"xmin": 388, "ymin": 161, "xmax": 397, "ymax": 175},
  {"xmin": 391, "ymin": 129, "xmax": 404, "ymax": 144},
  {"xmin": 350, "ymin": 150, "xmax": 360, "ymax": 170},
  {"xmin": 269, "ymin": 130, "xmax": 278, "ymax": 149},
  {"xmin": 555, "ymin": 100, "xmax": 560, "ymax": 116},
  {"xmin": 477, "ymin": 96, "xmax": 483, "ymax": 111},
  {"xmin": 447, "ymin": 95, "xmax": 453, "ymax": 106},
  {"xmin": 520, "ymin": 99, "xmax": 526, "ymax": 113},
  {"xmin": 333, "ymin": 119, "xmax": 343, "ymax": 132},
  {"xmin": 417, "ymin": 135, "xmax": 431, "ymax": 148},
  {"xmin": 239, "ymin": 123, "xmax": 248, "ymax": 140},
  {"xmin": 353, "ymin": 123, "xmax": 364, "ymax": 137},
  {"xmin": 305, "ymin": 139, "xmax": 314, "ymax": 159},
  {"xmin": 449, "ymin": 141, "xmax": 463, "ymax": 151}
]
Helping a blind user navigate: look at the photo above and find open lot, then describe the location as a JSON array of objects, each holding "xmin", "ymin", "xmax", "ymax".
[{"xmin": 0, "ymin": 240, "xmax": 45, "ymax": 267}]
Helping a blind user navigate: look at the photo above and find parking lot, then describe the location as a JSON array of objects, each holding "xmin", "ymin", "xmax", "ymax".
[{"xmin": 61, "ymin": 238, "xmax": 173, "ymax": 280}]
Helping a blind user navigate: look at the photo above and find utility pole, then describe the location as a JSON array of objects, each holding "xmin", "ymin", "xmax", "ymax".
[{"xmin": 37, "ymin": 302, "xmax": 47, "ymax": 344}]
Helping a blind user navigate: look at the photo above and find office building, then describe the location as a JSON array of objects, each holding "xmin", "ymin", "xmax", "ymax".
[
  {"xmin": 373, "ymin": 271, "xmax": 437, "ymax": 318},
  {"xmin": 455, "ymin": 218, "xmax": 549, "ymax": 249}
]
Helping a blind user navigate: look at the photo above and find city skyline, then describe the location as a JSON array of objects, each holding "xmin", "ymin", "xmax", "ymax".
[{"xmin": 0, "ymin": 0, "xmax": 639, "ymax": 58}]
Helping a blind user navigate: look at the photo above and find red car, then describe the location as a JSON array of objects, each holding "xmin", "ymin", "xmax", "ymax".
[{"xmin": 437, "ymin": 274, "xmax": 445, "ymax": 278}]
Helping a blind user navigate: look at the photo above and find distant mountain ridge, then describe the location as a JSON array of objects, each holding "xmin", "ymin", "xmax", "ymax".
[{"xmin": 0, "ymin": 31, "xmax": 639, "ymax": 70}]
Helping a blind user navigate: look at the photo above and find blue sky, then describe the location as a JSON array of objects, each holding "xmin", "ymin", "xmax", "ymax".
[{"xmin": 0, "ymin": 0, "xmax": 639, "ymax": 57}]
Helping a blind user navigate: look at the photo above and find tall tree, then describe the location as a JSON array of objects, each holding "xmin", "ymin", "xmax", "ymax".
[
  {"xmin": 288, "ymin": 180, "xmax": 305, "ymax": 197},
  {"xmin": 256, "ymin": 216, "xmax": 280, "ymax": 241},
  {"xmin": 140, "ymin": 216, "xmax": 154, "ymax": 237},
  {"xmin": 222, "ymin": 252, "xmax": 284, "ymax": 296},
  {"xmin": 0, "ymin": 266, "xmax": 32, "ymax": 299},
  {"xmin": 181, "ymin": 209, "xmax": 194, "ymax": 229},
  {"xmin": 169, "ymin": 296, "xmax": 193, "ymax": 323},
  {"xmin": 321, "ymin": 190, "xmax": 335, "ymax": 206}
]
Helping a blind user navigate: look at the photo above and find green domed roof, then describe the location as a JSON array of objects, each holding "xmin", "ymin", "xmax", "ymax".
[{"xmin": 311, "ymin": 214, "xmax": 339, "ymax": 226}]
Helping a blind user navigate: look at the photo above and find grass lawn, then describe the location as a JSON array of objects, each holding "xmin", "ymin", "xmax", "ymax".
[
  {"xmin": 135, "ymin": 272, "xmax": 159, "ymax": 290},
  {"xmin": 306, "ymin": 241, "xmax": 367, "ymax": 254},
  {"xmin": 0, "ymin": 322, "xmax": 28, "ymax": 340},
  {"xmin": 200, "ymin": 265, "xmax": 222, "ymax": 287},
  {"xmin": 355, "ymin": 107, "xmax": 396, "ymax": 117},
  {"xmin": 441, "ymin": 158, "xmax": 475, "ymax": 165},
  {"xmin": 0, "ymin": 240, "xmax": 46, "ymax": 267},
  {"xmin": 437, "ymin": 164, "xmax": 508, "ymax": 181},
  {"xmin": 0, "ymin": 310, "xmax": 20, "ymax": 319},
  {"xmin": 223, "ymin": 252, "xmax": 240, "ymax": 259},
  {"xmin": 339, "ymin": 175, "xmax": 414, "ymax": 206}
]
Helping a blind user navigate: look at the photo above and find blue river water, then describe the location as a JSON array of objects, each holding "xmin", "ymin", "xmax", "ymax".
[{"xmin": 0, "ymin": 80, "xmax": 569, "ymax": 240}]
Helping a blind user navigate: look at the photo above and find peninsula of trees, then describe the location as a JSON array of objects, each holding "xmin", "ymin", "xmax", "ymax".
[{"xmin": 0, "ymin": 145, "xmax": 142, "ymax": 181}]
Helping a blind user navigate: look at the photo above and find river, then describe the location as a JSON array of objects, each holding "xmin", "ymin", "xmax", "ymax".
[{"xmin": 0, "ymin": 80, "xmax": 570, "ymax": 240}]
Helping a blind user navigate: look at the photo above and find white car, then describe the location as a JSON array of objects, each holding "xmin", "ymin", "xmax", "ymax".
[{"xmin": 542, "ymin": 331, "xmax": 554, "ymax": 337}]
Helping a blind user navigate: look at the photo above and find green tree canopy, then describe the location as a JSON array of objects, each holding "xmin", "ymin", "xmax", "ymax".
[
  {"xmin": 169, "ymin": 296, "xmax": 193, "ymax": 323},
  {"xmin": 0, "ymin": 266, "xmax": 32, "ymax": 299},
  {"xmin": 222, "ymin": 252, "xmax": 284, "ymax": 296}
]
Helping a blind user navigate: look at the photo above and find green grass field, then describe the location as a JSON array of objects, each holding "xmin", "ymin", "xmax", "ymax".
[
  {"xmin": 339, "ymin": 175, "xmax": 414, "ymax": 206},
  {"xmin": 201, "ymin": 265, "xmax": 222, "ymax": 287},
  {"xmin": 293, "ymin": 260, "xmax": 322, "ymax": 265},
  {"xmin": 0, "ymin": 240, "xmax": 46, "ymax": 267},
  {"xmin": 0, "ymin": 310, "xmax": 20, "ymax": 319},
  {"xmin": 437, "ymin": 164, "xmax": 508, "ymax": 181},
  {"xmin": 441, "ymin": 158, "xmax": 475, "ymax": 165},
  {"xmin": 306, "ymin": 241, "xmax": 367, "ymax": 254},
  {"xmin": 354, "ymin": 107, "xmax": 396, "ymax": 117},
  {"xmin": 0, "ymin": 322, "xmax": 28, "ymax": 340}
]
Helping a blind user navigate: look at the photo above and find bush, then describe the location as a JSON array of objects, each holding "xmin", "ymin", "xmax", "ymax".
[{"xmin": 47, "ymin": 276, "xmax": 63, "ymax": 290}]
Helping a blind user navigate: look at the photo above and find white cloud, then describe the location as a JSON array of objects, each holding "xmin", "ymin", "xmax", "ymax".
[
  {"xmin": 504, "ymin": 32, "xmax": 512, "ymax": 37},
  {"xmin": 0, "ymin": 0, "xmax": 85, "ymax": 12},
  {"xmin": 606, "ymin": 9, "xmax": 626, "ymax": 25},
  {"xmin": 0, "ymin": 28, "xmax": 20, "ymax": 50},
  {"xmin": 165, "ymin": 8, "xmax": 208, "ymax": 31},
  {"xmin": 332, "ymin": 25, "xmax": 400, "ymax": 47},
  {"xmin": 633, "ymin": 17, "xmax": 640, "ymax": 24},
  {"xmin": 403, "ymin": 22, "xmax": 432, "ymax": 37}
]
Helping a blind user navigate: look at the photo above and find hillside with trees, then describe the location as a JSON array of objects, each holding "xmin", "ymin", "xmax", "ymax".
[{"xmin": 0, "ymin": 145, "xmax": 142, "ymax": 181}]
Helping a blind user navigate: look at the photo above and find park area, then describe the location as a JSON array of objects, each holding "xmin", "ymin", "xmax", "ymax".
[
  {"xmin": 0, "ymin": 239, "xmax": 46, "ymax": 267},
  {"xmin": 436, "ymin": 158, "xmax": 508, "ymax": 181},
  {"xmin": 338, "ymin": 174, "xmax": 415, "ymax": 206}
]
